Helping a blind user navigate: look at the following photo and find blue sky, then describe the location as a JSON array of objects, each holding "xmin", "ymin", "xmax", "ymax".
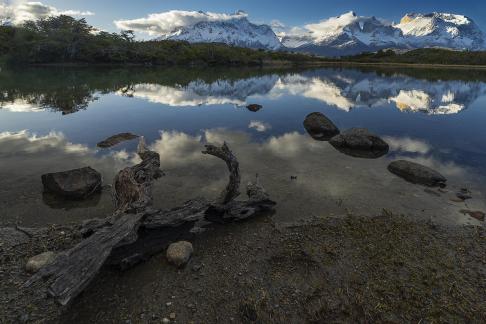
[{"xmin": 5, "ymin": 0, "xmax": 486, "ymax": 34}]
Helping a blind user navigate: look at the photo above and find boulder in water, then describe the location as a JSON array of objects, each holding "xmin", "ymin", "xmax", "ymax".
[
  {"xmin": 97, "ymin": 133, "xmax": 139, "ymax": 148},
  {"xmin": 388, "ymin": 160, "xmax": 447, "ymax": 187},
  {"xmin": 246, "ymin": 104, "xmax": 263, "ymax": 112},
  {"xmin": 303, "ymin": 112, "xmax": 340, "ymax": 141},
  {"xmin": 329, "ymin": 128, "xmax": 389, "ymax": 158},
  {"xmin": 41, "ymin": 167, "xmax": 102, "ymax": 199}
]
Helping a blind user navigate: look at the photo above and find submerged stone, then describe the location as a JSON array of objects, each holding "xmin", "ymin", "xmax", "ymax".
[
  {"xmin": 388, "ymin": 160, "xmax": 447, "ymax": 187},
  {"xmin": 460, "ymin": 210, "xmax": 485, "ymax": 222},
  {"xmin": 97, "ymin": 132, "xmax": 139, "ymax": 148},
  {"xmin": 41, "ymin": 167, "xmax": 102, "ymax": 199},
  {"xmin": 329, "ymin": 128, "xmax": 389, "ymax": 158},
  {"xmin": 303, "ymin": 112, "xmax": 340, "ymax": 141}
]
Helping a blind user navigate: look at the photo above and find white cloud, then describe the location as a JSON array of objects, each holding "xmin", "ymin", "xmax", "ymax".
[
  {"xmin": 383, "ymin": 136, "xmax": 431, "ymax": 154},
  {"xmin": 305, "ymin": 11, "xmax": 359, "ymax": 40},
  {"xmin": 270, "ymin": 19, "xmax": 285, "ymax": 30},
  {"xmin": 114, "ymin": 10, "xmax": 249, "ymax": 35},
  {"xmin": 0, "ymin": 1, "xmax": 94, "ymax": 25},
  {"xmin": 0, "ymin": 99, "xmax": 44, "ymax": 113},
  {"xmin": 248, "ymin": 120, "xmax": 271, "ymax": 132}
]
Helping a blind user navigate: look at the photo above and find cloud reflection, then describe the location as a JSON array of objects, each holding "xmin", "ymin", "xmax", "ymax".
[
  {"xmin": 114, "ymin": 70, "xmax": 486, "ymax": 114},
  {"xmin": 1, "ymin": 129, "xmax": 483, "ymax": 226}
]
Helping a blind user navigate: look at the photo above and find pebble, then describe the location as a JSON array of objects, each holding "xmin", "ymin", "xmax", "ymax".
[
  {"xmin": 169, "ymin": 312, "xmax": 176, "ymax": 320},
  {"xmin": 25, "ymin": 251, "xmax": 56, "ymax": 273},
  {"xmin": 192, "ymin": 263, "xmax": 203, "ymax": 272},
  {"xmin": 162, "ymin": 318, "xmax": 170, "ymax": 324},
  {"xmin": 166, "ymin": 302, "xmax": 172, "ymax": 307},
  {"xmin": 166, "ymin": 241, "xmax": 193, "ymax": 267}
]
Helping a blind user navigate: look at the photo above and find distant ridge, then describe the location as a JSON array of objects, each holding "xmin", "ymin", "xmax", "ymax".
[{"xmin": 150, "ymin": 10, "xmax": 485, "ymax": 57}]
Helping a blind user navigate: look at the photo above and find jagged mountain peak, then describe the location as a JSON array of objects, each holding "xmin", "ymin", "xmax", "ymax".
[
  {"xmin": 156, "ymin": 13, "xmax": 281, "ymax": 50},
  {"xmin": 281, "ymin": 11, "xmax": 485, "ymax": 56},
  {"xmin": 395, "ymin": 12, "xmax": 485, "ymax": 50}
]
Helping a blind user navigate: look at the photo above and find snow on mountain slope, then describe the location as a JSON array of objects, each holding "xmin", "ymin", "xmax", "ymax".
[
  {"xmin": 117, "ymin": 75, "xmax": 279, "ymax": 107},
  {"xmin": 281, "ymin": 11, "xmax": 407, "ymax": 56},
  {"xmin": 155, "ymin": 11, "xmax": 281, "ymax": 50},
  {"xmin": 281, "ymin": 11, "xmax": 485, "ymax": 56},
  {"xmin": 118, "ymin": 10, "xmax": 484, "ymax": 55},
  {"xmin": 395, "ymin": 13, "xmax": 485, "ymax": 50}
]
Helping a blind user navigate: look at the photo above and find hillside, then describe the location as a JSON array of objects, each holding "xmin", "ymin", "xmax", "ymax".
[
  {"xmin": 338, "ymin": 48, "xmax": 486, "ymax": 66},
  {"xmin": 0, "ymin": 16, "xmax": 318, "ymax": 66}
]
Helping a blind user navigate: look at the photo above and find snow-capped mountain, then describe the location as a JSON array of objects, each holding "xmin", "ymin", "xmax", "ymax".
[
  {"xmin": 280, "ymin": 11, "xmax": 485, "ymax": 56},
  {"xmin": 156, "ymin": 11, "xmax": 281, "ymax": 50},
  {"xmin": 396, "ymin": 13, "xmax": 485, "ymax": 50},
  {"xmin": 280, "ymin": 12, "xmax": 406, "ymax": 57},
  {"xmin": 146, "ymin": 10, "xmax": 485, "ymax": 55}
]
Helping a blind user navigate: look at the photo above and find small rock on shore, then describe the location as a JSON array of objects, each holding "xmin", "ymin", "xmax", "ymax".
[
  {"xmin": 166, "ymin": 241, "xmax": 193, "ymax": 267},
  {"xmin": 25, "ymin": 251, "xmax": 56, "ymax": 273}
]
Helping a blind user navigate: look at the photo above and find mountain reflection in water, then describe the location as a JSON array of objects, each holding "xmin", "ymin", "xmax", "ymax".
[
  {"xmin": 1, "ymin": 67, "xmax": 486, "ymax": 114},
  {"xmin": 1, "ymin": 66, "xmax": 486, "ymax": 227}
]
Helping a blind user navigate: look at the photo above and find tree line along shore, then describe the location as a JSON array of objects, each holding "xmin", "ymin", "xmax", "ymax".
[{"xmin": 1, "ymin": 15, "xmax": 486, "ymax": 67}]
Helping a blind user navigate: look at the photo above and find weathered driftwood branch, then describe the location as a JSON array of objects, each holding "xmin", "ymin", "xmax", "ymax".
[
  {"xmin": 202, "ymin": 142, "xmax": 240, "ymax": 204},
  {"xmin": 25, "ymin": 137, "xmax": 162, "ymax": 305},
  {"xmin": 113, "ymin": 136, "xmax": 164, "ymax": 213},
  {"xmin": 22, "ymin": 139, "xmax": 275, "ymax": 309}
]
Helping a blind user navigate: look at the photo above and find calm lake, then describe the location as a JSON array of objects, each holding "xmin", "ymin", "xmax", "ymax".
[{"xmin": 1, "ymin": 66, "xmax": 486, "ymax": 227}]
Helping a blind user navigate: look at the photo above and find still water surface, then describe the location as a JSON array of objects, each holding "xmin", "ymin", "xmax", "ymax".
[{"xmin": 1, "ymin": 66, "xmax": 486, "ymax": 226}]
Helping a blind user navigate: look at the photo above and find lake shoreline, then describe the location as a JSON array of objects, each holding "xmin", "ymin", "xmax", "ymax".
[
  {"xmin": 9, "ymin": 59, "xmax": 486, "ymax": 71},
  {"xmin": 2, "ymin": 213, "xmax": 485, "ymax": 323}
]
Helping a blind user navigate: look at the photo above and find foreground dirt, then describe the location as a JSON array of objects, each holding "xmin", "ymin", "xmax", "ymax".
[{"xmin": 2, "ymin": 213, "xmax": 485, "ymax": 323}]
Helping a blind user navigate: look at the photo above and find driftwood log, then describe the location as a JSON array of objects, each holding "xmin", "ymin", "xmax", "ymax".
[{"xmin": 22, "ymin": 138, "xmax": 276, "ymax": 308}]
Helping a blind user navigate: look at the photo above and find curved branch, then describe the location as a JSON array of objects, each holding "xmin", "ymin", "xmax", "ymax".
[
  {"xmin": 113, "ymin": 137, "xmax": 164, "ymax": 213},
  {"xmin": 202, "ymin": 142, "xmax": 240, "ymax": 204},
  {"xmin": 19, "ymin": 141, "xmax": 275, "ymax": 318}
]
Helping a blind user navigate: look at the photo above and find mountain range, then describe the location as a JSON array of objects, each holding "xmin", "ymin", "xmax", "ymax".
[{"xmin": 156, "ymin": 11, "xmax": 486, "ymax": 57}]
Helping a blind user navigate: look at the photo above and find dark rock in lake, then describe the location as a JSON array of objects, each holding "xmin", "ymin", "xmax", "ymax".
[
  {"xmin": 97, "ymin": 132, "xmax": 139, "ymax": 148},
  {"xmin": 456, "ymin": 192, "xmax": 472, "ymax": 201},
  {"xmin": 303, "ymin": 112, "xmax": 340, "ymax": 141},
  {"xmin": 246, "ymin": 104, "xmax": 263, "ymax": 112},
  {"xmin": 388, "ymin": 160, "xmax": 447, "ymax": 187},
  {"xmin": 41, "ymin": 167, "xmax": 102, "ymax": 199},
  {"xmin": 329, "ymin": 128, "xmax": 388, "ymax": 158}
]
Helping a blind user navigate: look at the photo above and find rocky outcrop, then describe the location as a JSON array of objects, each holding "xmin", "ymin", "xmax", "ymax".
[
  {"xmin": 41, "ymin": 167, "xmax": 102, "ymax": 199},
  {"xmin": 303, "ymin": 112, "xmax": 340, "ymax": 141},
  {"xmin": 388, "ymin": 160, "xmax": 447, "ymax": 187},
  {"xmin": 329, "ymin": 128, "xmax": 389, "ymax": 158}
]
